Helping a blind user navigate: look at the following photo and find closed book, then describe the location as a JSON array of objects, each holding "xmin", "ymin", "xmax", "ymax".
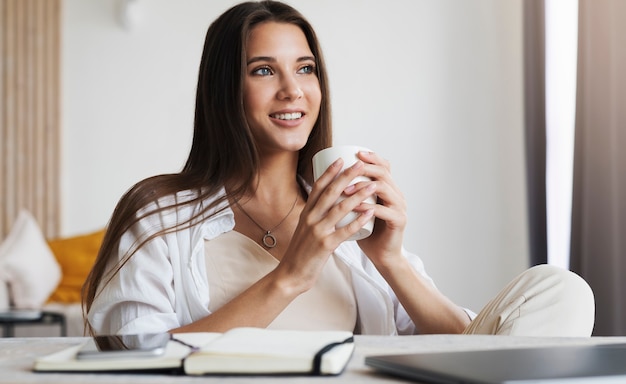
[
  {"xmin": 182, "ymin": 328, "xmax": 354, "ymax": 375},
  {"xmin": 33, "ymin": 327, "xmax": 354, "ymax": 376}
]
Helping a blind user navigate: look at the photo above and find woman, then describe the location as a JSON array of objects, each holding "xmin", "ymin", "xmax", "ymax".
[{"xmin": 83, "ymin": 1, "xmax": 594, "ymax": 337}]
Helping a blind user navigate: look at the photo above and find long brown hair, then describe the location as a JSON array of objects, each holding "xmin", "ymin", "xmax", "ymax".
[{"xmin": 82, "ymin": 0, "xmax": 332, "ymax": 335}]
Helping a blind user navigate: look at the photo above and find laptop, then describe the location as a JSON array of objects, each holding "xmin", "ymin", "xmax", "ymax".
[{"xmin": 365, "ymin": 343, "xmax": 626, "ymax": 383}]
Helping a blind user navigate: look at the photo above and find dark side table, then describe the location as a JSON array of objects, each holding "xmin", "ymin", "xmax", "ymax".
[{"xmin": 0, "ymin": 310, "xmax": 66, "ymax": 337}]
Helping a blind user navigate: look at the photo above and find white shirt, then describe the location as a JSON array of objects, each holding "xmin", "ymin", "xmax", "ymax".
[{"xmin": 88, "ymin": 187, "xmax": 455, "ymax": 335}]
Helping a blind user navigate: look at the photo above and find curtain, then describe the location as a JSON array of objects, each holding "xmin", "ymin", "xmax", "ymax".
[
  {"xmin": 0, "ymin": 0, "xmax": 61, "ymax": 239},
  {"xmin": 523, "ymin": 0, "xmax": 548, "ymax": 267},
  {"xmin": 570, "ymin": 0, "xmax": 626, "ymax": 336}
]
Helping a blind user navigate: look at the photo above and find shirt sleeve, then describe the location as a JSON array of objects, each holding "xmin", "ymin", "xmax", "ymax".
[{"xmin": 87, "ymin": 212, "xmax": 180, "ymax": 335}]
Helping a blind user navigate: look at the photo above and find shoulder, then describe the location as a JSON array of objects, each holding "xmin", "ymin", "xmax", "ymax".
[
  {"xmin": 127, "ymin": 187, "xmax": 234, "ymax": 241},
  {"xmin": 138, "ymin": 187, "xmax": 228, "ymax": 222}
]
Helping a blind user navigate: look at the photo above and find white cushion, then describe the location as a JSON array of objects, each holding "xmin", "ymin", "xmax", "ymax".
[{"xmin": 0, "ymin": 210, "xmax": 61, "ymax": 309}]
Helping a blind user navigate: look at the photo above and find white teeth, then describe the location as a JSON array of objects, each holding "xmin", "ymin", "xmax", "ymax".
[{"xmin": 272, "ymin": 112, "xmax": 302, "ymax": 120}]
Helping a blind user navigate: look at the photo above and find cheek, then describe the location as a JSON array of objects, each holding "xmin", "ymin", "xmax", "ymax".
[
  {"xmin": 306, "ymin": 82, "xmax": 322, "ymax": 110},
  {"xmin": 244, "ymin": 85, "xmax": 272, "ymax": 116}
]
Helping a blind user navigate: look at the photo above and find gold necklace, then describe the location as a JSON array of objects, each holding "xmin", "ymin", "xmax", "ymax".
[{"xmin": 235, "ymin": 194, "xmax": 299, "ymax": 248}]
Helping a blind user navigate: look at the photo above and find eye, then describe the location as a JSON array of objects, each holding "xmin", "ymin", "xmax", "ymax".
[
  {"xmin": 252, "ymin": 66, "xmax": 273, "ymax": 76},
  {"xmin": 298, "ymin": 64, "xmax": 316, "ymax": 75}
]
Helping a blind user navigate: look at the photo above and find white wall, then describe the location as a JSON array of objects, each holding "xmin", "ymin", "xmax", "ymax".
[{"xmin": 62, "ymin": 0, "xmax": 528, "ymax": 312}]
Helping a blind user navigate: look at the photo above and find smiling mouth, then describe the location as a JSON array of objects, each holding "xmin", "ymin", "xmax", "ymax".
[{"xmin": 270, "ymin": 112, "xmax": 303, "ymax": 121}]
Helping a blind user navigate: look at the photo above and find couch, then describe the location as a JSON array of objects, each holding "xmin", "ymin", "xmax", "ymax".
[{"xmin": 0, "ymin": 210, "xmax": 104, "ymax": 337}]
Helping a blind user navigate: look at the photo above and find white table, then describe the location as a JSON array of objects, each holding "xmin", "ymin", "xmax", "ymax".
[{"xmin": 2, "ymin": 335, "xmax": 626, "ymax": 383}]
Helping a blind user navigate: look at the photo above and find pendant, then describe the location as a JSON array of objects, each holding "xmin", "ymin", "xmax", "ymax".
[{"xmin": 262, "ymin": 231, "xmax": 277, "ymax": 248}]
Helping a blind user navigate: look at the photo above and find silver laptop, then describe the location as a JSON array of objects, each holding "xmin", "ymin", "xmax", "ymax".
[{"xmin": 365, "ymin": 343, "xmax": 626, "ymax": 383}]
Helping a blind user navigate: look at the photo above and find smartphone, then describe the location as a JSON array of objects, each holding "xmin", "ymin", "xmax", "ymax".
[{"xmin": 76, "ymin": 333, "xmax": 170, "ymax": 360}]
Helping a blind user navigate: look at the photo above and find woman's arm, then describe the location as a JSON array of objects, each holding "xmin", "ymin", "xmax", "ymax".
[
  {"xmin": 373, "ymin": 253, "xmax": 471, "ymax": 334},
  {"xmin": 170, "ymin": 266, "xmax": 301, "ymax": 333},
  {"xmin": 351, "ymin": 151, "xmax": 470, "ymax": 334}
]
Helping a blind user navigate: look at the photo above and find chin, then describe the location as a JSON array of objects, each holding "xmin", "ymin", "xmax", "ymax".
[
  {"xmin": 289, "ymin": 139, "xmax": 311, "ymax": 152},
  {"xmin": 277, "ymin": 136, "xmax": 310, "ymax": 152}
]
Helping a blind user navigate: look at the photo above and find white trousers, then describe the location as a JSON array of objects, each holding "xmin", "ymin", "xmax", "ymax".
[{"xmin": 463, "ymin": 264, "xmax": 595, "ymax": 337}]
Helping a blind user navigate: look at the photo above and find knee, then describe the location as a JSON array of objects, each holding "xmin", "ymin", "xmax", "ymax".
[
  {"xmin": 524, "ymin": 264, "xmax": 595, "ymax": 336},
  {"xmin": 525, "ymin": 265, "xmax": 593, "ymax": 301}
]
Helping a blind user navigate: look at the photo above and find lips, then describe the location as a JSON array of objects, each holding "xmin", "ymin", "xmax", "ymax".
[{"xmin": 270, "ymin": 112, "xmax": 303, "ymax": 121}]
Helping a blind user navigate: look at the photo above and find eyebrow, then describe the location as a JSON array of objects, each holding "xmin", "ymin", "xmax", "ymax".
[{"xmin": 246, "ymin": 56, "xmax": 316, "ymax": 65}]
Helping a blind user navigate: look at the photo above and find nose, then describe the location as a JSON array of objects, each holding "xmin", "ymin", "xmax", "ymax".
[{"xmin": 277, "ymin": 74, "xmax": 303, "ymax": 101}]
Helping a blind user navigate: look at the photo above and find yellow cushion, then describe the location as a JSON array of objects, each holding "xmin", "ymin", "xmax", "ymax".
[{"xmin": 46, "ymin": 229, "xmax": 105, "ymax": 303}]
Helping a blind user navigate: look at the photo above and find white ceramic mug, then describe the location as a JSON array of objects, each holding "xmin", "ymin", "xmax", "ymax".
[{"xmin": 312, "ymin": 145, "xmax": 376, "ymax": 241}]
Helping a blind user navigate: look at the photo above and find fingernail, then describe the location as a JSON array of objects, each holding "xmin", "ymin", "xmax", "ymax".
[{"xmin": 351, "ymin": 160, "xmax": 364, "ymax": 169}]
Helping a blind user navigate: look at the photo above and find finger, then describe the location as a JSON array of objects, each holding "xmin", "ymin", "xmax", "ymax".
[
  {"xmin": 309, "ymin": 160, "xmax": 367, "ymax": 221},
  {"xmin": 340, "ymin": 208, "xmax": 375, "ymax": 238},
  {"xmin": 348, "ymin": 178, "xmax": 406, "ymax": 230},
  {"xmin": 357, "ymin": 150, "xmax": 391, "ymax": 171},
  {"xmin": 308, "ymin": 158, "xmax": 343, "ymax": 204},
  {"xmin": 355, "ymin": 198, "xmax": 406, "ymax": 227},
  {"xmin": 344, "ymin": 177, "xmax": 404, "ymax": 208},
  {"xmin": 322, "ymin": 182, "xmax": 376, "ymax": 231},
  {"xmin": 354, "ymin": 151, "xmax": 398, "ymax": 194},
  {"xmin": 360, "ymin": 162, "xmax": 404, "ymax": 199}
]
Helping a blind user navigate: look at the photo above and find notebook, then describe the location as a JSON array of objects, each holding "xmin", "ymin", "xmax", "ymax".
[
  {"xmin": 34, "ymin": 327, "xmax": 354, "ymax": 376},
  {"xmin": 365, "ymin": 343, "xmax": 626, "ymax": 383}
]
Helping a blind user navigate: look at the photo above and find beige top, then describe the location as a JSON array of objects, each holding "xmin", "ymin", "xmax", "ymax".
[{"xmin": 204, "ymin": 231, "xmax": 357, "ymax": 331}]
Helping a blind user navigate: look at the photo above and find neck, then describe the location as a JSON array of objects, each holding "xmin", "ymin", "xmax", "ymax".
[
  {"xmin": 231, "ymin": 151, "xmax": 305, "ymax": 253},
  {"xmin": 249, "ymin": 151, "xmax": 300, "ymax": 203}
]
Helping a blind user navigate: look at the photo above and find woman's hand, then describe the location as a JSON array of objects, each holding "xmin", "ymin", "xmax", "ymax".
[
  {"xmin": 276, "ymin": 157, "xmax": 376, "ymax": 292},
  {"xmin": 287, "ymin": 150, "xmax": 407, "ymax": 274},
  {"xmin": 347, "ymin": 151, "xmax": 407, "ymax": 267}
]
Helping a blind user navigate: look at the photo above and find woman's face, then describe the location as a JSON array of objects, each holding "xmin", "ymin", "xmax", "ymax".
[{"xmin": 243, "ymin": 22, "xmax": 322, "ymax": 156}]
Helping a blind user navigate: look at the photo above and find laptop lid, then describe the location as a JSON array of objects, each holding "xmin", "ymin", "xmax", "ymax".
[{"xmin": 365, "ymin": 343, "xmax": 626, "ymax": 383}]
